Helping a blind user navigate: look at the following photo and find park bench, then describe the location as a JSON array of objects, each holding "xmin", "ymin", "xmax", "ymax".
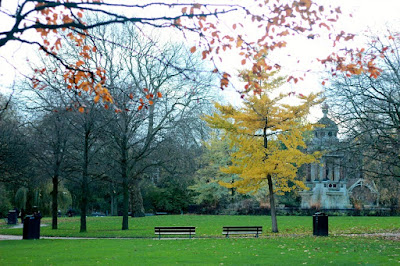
[
  {"xmin": 222, "ymin": 226, "xmax": 262, "ymax": 238},
  {"xmin": 154, "ymin": 226, "xmax": 196, "ymax": 239}
]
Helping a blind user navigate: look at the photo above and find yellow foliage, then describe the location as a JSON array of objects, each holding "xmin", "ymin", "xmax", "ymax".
[{"xmin": 204, "ymin": 71, "xmax": 322, "ymax": 195}]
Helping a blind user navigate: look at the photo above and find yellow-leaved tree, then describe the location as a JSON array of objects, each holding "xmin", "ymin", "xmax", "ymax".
[{"xmin": 204, "ymin": 70, "xmax": 321, "ymax": 232}]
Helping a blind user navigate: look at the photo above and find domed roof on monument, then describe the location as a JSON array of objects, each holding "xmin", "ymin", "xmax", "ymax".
[
  {"xmin": 318, "ymin": 103, "xmax": 338, "ymax": 131},
  {"xmin": 309, "ymin": 103, "xmax": 340, "ymax": 149}
]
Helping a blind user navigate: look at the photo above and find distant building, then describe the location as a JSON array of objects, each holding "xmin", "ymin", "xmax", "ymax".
[{"xmin": 300, "ymin": 104, "xmax": 379, "ymax": 209}]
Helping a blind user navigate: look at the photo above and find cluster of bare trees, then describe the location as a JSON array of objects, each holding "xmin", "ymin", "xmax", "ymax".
[
  {"xmin": 325, "ymin": 33, "xmax": 400, "ymax": 206},
  {"xmin": 0, "ymin": 22, "xmax": 217, "ymax": 232}
]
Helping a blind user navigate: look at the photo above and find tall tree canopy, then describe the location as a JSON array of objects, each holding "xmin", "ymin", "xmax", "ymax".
[{"xmin": 204, "ymin": 71, "xmax": 321, "ymax": 232}]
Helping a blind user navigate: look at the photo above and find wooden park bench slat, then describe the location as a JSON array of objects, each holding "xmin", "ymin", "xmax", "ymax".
[
  {"xmin": 154, "ymin": 226, "xmax": 196, "ymax": 239},
  {"xmin": 222, "ymin": 226, "xmax": 262, "ymax": 238}
]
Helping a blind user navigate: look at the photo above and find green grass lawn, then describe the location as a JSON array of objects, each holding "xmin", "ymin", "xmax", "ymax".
[
  {"xmin": 1, "ymin": 236, "xmax": 399, "ymax": 265},
  {"xmin": 1, "ymin": 215, "xmax": 400, "ymax": 238},
  {"xmin": 1, "ymin": 215, "xmax": 399, "ymax": 265}
]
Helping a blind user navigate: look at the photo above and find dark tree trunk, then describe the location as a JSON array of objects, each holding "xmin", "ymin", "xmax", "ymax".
[
  {"xmin": 131, "ymin": 178, "xmax": 145, "ymax": 217},
  {"xmin": 267, "ymin": 174, "xmax": 278, "ymax": 233},
  {"xmin": 122, "ymin": 175, "xmax": 129, "ymax": 230},
  {"xmin": 51, "ymin": 173, "xmax": 58, "ymax": 229},
  {"xmin": 264, "ymin": 117, "xmax": 278, "ymax": 233},
  {"xmin": 121, "ymin": 137, "xmax": 129, "ymax": 230},
  {"xmin": 80, "ymin": 131, "xmax": 89, "ymax": 233},
  {"xmin": 110, "ymin": 182, "xmax": 117, "ymax": 216}
]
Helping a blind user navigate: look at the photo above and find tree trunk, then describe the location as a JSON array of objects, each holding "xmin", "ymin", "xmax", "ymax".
[
  {"xmin": 80, "ymin": 131, "xmax": 89, "ymax": 233},
  {"xmin": 122, "ymin": 175, "xmax": 129, "ymax": 230},
  {"xmin": 267, "ymin": 174, "xmax": 278, "ymax": 233},
  {"xmin": 131, "ymin": 178, "xmax": 145, "ymax": 217},
  {"xmin": 110, "ymin": 182, "xmax": 117, "ymax": 216},
  {"xmin": 80, "ymin": 178, "xmax": 88, "ymax": 233},
  {"xmin": 51, "ymin": 173, "xmax": 58, "ymax": 229},
  {"xmin": 121, "ymin": 139, "xmax": 129, "ymax": 230}
]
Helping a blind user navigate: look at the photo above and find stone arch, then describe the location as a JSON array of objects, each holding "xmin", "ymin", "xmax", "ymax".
[{"xmin": 348, "ymin": 179, "xmax": 379, "ymax": 207}]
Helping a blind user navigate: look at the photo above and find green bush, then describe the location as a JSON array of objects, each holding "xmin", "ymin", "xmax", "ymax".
[{"xmin": 144, "ymin": 183, "xmax": 193, "ymax": 214}]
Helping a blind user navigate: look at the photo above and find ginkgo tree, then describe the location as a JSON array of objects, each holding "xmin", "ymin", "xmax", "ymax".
[{"xmin": 204, "ymin": 70, "xmax": 321, "ymax": 232}]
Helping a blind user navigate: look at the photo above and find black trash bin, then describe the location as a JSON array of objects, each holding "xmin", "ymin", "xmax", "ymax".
[
  {"xmin": 313, "ymin": 212, "xmax": 328, "ymax": 236},
  {"xmin": 7, "ymin": 210, "xmax": 18, "ymax": 225},
  {"xmin": 23, "ymin": 216, "xmax": 41, "ymax": 239}
]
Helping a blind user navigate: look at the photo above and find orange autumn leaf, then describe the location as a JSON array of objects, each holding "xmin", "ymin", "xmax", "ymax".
[
  {"xmin": 300, "ymin": 0, "xmax": 312, "ymax": 8},
  {"xmin": 78, "ymin": 106, "xmax": 84, "ymax": 113},
  {"xmin": 76, "ymin": 60, "xmax": 85, "ymax": 67},
  {"xmin": 157, "ymin": 92, "xmax": 163, "ymax": 98},
  {"xmin": 236, "ymin": 36, "xmax": 243, "ymax": 48},
  {"xmin": 149, "ymin": 100, "xmax": 154, "ymax": 105},
  {"xmin": 190, "ymin": 46, "xmax": 197, "ymax": 53}
]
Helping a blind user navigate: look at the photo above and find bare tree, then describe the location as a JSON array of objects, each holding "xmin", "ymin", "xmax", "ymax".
[
  {"xmin": 87, "ymin": 22, "xmax": 217, "ymax": 229},
  {"xmin": 0, "ymin": 94, "xmax": 31, "ymax": 183},
  {"xmin": 21, "ymin": 44, "xmax": 110, "ymax": 232},
  {"xmin": 325, "ymin": 32, "xmax": 400, "ymax": 191},
  {"xmin": 30, "ymin": 110, "xmax": 71, "ymax": 229},
  {"xmin": 0, "ymin": 91, "xmax": 14, "ymax": 121}
]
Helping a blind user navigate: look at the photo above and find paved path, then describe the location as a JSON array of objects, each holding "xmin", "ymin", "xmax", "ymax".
[
  {"xmin": 0, "ymin": 235, "xmax": 132, "ymax": 240},
  {"xmin": 0, "ymin": 235, "xmax": 22, "ymax": 240},
  {"xmin": 338, "ymin": 232, "xmax": 400, "ymax": 241}
]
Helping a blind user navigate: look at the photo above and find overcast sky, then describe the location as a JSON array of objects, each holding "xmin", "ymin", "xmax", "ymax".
[{"xmin": 1, "ymin": 0, "xmax": 399, "ymax": 117}]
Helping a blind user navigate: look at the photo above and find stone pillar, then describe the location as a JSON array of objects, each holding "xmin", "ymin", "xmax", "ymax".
[
  {"xmin": 311, "ymin": 164, "xmax": 316, "ymax": 181},
  {"xmin": 326, "ymin": 162, "xmax": 331, "ymax": 180},
  {"xmin": 334, "ymin": 159, "xmax": 340, "ymax": 181},
  {"xmin": 319, "ymin": 158, "xmax": 324, "ymax": 181}
]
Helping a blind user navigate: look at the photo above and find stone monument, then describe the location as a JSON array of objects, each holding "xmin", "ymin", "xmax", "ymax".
[{"xmin": 300, "ymin": 104, "xmax": 352, "ymax": 209}]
